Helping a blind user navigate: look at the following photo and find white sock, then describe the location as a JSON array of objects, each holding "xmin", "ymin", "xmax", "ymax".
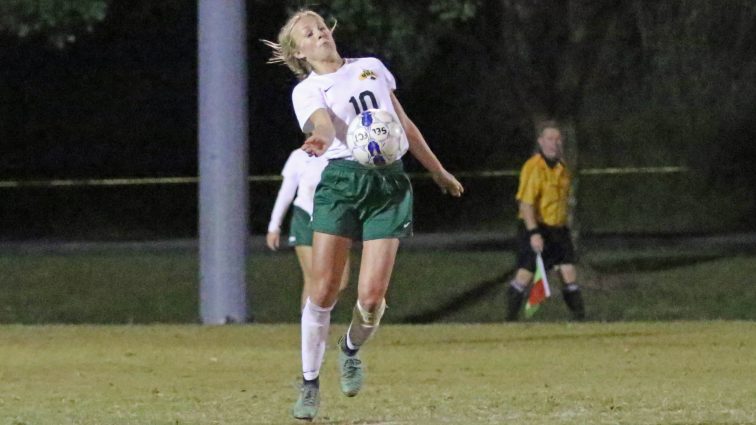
[
  {"xmin": 301, "ymin": 298, "xmax": 333, "ymax": 381},
  {"xmin": 346, "ymin": 330, "xmax": 358, "ymax": 351}
]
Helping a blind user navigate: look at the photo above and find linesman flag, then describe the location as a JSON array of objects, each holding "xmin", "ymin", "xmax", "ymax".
[{"xmin": 524, "ymin": 253, "xmax": 551, "ymax": 318}]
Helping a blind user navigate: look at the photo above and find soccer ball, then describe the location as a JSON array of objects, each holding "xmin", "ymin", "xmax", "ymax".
[{"xmin": 346, "ymin": 109, "xmax": 404, "ymax": 167}]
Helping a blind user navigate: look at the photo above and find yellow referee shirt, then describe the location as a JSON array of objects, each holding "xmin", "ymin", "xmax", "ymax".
[{"xmin": 515, "ymin": 153, "xmax": 571, "ymax": 227}]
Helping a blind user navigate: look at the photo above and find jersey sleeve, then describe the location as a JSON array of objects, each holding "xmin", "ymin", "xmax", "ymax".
[
  {"xmin": 377, "ymin": 58, "xmax": 397, "ymax": 91},
  {"xmin": 516, "ymin": 158, "xmax": 541, "ymax": 205},
  {"xmin": 292, "ymin": 82, "xmax": 325, "ymax": 133},
  {"xmin": 281, "ymin": 150, "xmax": 305, "ymax": 181},
  {"xmin": 267, "ymin": 151, "xmax": 303, "ymax": 233}
]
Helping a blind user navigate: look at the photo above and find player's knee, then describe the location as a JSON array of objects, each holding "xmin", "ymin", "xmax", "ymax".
[
  {"xmin": 559, "ymin": 264, "xmax": 577, "ymax": 282},
  {"xmin": 310, "ymin": 278, "xmax": 341, "ymax": 306},
  {"xmin": 356, "ymin": 298, "xmax": 386, "ymax": 326},
  {"xmin": 358, "ymin": 283, "xmax": 387, "ymax": 306}
]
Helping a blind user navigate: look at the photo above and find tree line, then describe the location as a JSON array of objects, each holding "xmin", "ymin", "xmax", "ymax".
[{"xmin": 2, "ymin": 0, "xmax": 754, "ymax": 232}]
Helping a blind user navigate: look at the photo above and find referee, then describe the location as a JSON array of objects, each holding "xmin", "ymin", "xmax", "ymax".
[{"xmin": 506, "ymin": 120, "xmax": 585, "ymax": 321}]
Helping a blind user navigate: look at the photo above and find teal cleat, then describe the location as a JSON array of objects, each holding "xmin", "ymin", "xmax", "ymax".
[
  {"xmin": 338, "ymin": 336, "xmax": 364, "ymax": 397},
  {"xmin": 292, "ymin": 379, "xmax": 320, "ymax": 421}
]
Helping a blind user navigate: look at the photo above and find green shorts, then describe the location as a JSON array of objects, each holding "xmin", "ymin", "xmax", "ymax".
[
  {"xmin": 312, "ymin": 159, "xmax": 413, "ymax": 241},
  {"xmin": 287, "ymin": 206, "xmax": 314, "ymax": 247}
]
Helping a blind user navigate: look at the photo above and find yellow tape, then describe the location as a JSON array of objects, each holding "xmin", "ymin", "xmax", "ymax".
[
  {"xmin": 579, "ymin": 166, "xmax": 687, "ymax": 175},
  {"xmin": 0, "ymin": 166, "xmax": 687, "ymax": 188},
  {"xmin": 0, "ymin": 177, "xmax": 199, "ymax": 188},
  {"xmin": 408, "ymin": 166, "xmax": 687, "ymax": 179}
]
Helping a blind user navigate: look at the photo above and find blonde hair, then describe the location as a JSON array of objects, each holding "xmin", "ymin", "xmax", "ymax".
[{"xmin": 261, "ymin": 10, "xmax": 337, "ymax": 79}]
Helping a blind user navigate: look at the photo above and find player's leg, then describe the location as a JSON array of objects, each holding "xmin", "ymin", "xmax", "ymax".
[
  {"xmin": 551, "ymin": 227, "xmax": 584, "ymax": 321},
  {"xmin": 294, "ymin": 245, "xmax": 313, "ymax": 308},
  {"xmin": 507, "ymin": 222, "xmax": 537, "ymax": 321},
  {"xmin": 558, "ymin": 263, "xmax": 585, "ymax": 321},
  {"xmin": 294, "ymin": 232, "xmax": 351, "ymax": 420},
  {"xmin": 293, "ymin": 204, "xmax": 349, "ymax": 307},
  {"xmin": 303, "ymin": 232, "xmax": 351, "ymax": 376},
  {"xmin": 290, "ymin": 206, "xmax": 316, "ymax": 308},
  {"xmin": 337, "ymin": 160, "xmax": 409, "ymax": 396},
  {"xmin": 506, "ymin": 268, "xmax": 533, "ymax": 321},
  {"xmin": 339, "ymin": 251, "xmax": 351, "ymax": 292},
  {"xmin": 338, "ymin": 237, "xmax": 399, "ymax": 397},
  {"xmin": 349, "ymin": 238, "xmax": 398, "ymax": 348}
]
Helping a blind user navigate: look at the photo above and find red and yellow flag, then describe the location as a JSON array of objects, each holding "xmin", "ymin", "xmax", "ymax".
[{"xmin": 525, "ymin": 254, "xmax": 551, "ymax": 318}]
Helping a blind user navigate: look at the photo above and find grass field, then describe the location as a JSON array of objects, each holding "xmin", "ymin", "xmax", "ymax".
[
  {"xmin": 1, "ymin": 244, "xmax": 755, "ymax": 323},
  {"xmin": 1, "ymin": 322, "xmax": 754, "ymax": 424},
  {"xmin": 1, "ymin": 243, "xmax": 754, "ymax": 423}
]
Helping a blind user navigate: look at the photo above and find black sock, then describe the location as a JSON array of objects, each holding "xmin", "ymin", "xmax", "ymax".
[
  {"xmin": 505, "ymin": 284, "xmax": 526, "ymax": 321},
  {"xmin": 303, "ymin": 376, "xmax": 319, "ymax": 388},
  {"xmin": 562, "ymin": 285, "xmax": 585, "ymax": 321}
]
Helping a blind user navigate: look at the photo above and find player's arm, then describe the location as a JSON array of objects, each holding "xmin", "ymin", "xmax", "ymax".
[
  {"xmin": 519, "ymin": 201, "xmax": 544, "ymax": 253},
  {"xmin": 517, "ymin": 162, "xmax": 544, "ymax": 253},
  {"xmin": 390, "ymin": 91, "xmax": 463, "ymax": 197},
  {"xmin": 266, "ymin": 171, "xmax": 299, "ymax": 251},
  {"xmin": 301, "ymin": 108, "xmax": 335, "ymax": 157},
  {"xmin": 519, "ymin": 201, "xmax": 539, "ymax": 232}
]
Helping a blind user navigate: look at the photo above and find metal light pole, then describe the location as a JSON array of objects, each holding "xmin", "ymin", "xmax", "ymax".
[{"xmin": 198, "ymin": 0, "xmax": 249, "ymax": 324}]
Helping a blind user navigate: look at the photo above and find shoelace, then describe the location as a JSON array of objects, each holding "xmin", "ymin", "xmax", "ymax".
[
  {"xmin": 302, "ymin": 386, "xmax": 318, "ymax": 407},
  {"xmin": 342, "ymin": 357, "xmax": 362, "ymax": 378}
]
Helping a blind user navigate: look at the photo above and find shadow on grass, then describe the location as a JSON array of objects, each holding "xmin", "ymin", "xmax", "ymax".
[
  {"xmin": 401, "ymin": 267, "xmax": 515, "ymax": 323},
  {"xmin": 400, "ymin": 250, "xmax": 746, "ymax": 323},
  {"xmin": 588, "ymin": 254, "xmax": 726, "ymax": 273},
  {"xmin": 383, "ymin": 329, "xmax": 669, "ymax": 347}
]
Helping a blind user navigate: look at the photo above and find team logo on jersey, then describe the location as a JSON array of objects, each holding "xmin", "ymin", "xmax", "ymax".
[{"xmin": 359, "ymin": 69, "xmax": 378, "ymax": 80}]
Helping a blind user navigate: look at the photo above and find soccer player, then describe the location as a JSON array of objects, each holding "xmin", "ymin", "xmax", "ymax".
[
  {"xmin": 265, "ymin": 148, "xmax": 349, "ymax": 307},
  {"xmin": 505, "ymin": 120, "xmax": 586, "ymax": 322},
  {"xmin": 264, "ymin": 9, "xmax": 464, "ymax": 420}
]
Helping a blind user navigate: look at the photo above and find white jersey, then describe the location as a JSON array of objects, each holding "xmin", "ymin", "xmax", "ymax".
[
  {"xmin": 267, "ymin": 149, "xmax": 327, "ymax": 233},
  {"xmin": 292, "ymin": 57, "xmax": 409, "ymax": 161}
]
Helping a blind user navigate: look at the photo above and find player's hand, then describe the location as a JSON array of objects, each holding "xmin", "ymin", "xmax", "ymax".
[
  {"xmin": 431, "ymin": 170, "xmax": 464, "ymax": 197},
  {"xmin": 302, "ymin": 134, "xmax": 329, "ymax": 157},
  {"xmin": 266, "ymin": 231, "xmax": 280, "ymax": 251},
  {"xmin": 530, "ymin": 233, "xmax": 544, "ymax": 253}
]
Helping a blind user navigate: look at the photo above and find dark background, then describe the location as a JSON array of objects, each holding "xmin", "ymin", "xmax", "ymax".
[{"xmin": 1, "ymin": 0, "xmax": 755, "ymax": 240}]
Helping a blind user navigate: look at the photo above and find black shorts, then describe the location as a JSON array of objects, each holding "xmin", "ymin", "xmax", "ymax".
[{"xmin": 516, "ymin": 222, "xmax": 577, "ymax": 272}]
